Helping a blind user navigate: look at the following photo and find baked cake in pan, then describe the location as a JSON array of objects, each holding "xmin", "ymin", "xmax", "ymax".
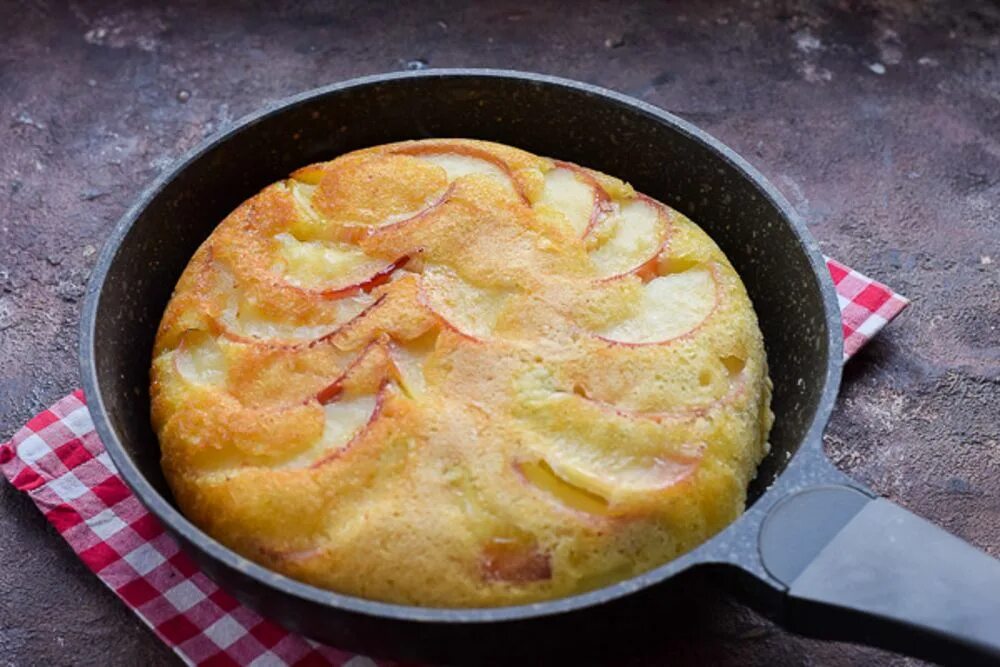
[{"xmin": 151, "ymin": 139, "xmax": 773, "ymax": 607}]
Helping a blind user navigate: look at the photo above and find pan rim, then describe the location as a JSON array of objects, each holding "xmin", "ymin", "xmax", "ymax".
[{"xmin": 79, "ymin": 67, "xmax": 843, "ymax": 624}]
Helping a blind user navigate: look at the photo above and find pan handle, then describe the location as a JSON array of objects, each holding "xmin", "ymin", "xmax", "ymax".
[{"xmin": 753, "ymin": 483, "xmax": 1000, "ymax": 665}]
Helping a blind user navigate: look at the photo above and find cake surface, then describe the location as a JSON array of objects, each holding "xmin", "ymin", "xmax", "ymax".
[{"xmin": 151, "ymin": 138, "xmax": 773, "ymax": 607}]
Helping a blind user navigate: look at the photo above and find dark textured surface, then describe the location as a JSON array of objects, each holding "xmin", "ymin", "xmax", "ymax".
[{"xmin": 1, "ymin": 1, "xmax": 997, "ymax": 665}]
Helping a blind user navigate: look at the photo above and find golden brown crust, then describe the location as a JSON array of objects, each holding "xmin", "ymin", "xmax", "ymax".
[{"xmin": 151, "ymin": 139, "xmax": 773, "ymax": 607}]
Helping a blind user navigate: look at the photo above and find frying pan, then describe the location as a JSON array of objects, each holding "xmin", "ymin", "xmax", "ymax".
[{"xmin": 79, "ymin": 70, "xmax": 1000, "ymax": 665}]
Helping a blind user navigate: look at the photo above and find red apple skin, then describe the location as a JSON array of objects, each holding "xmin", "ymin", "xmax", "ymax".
[
  {"xmin": 301, "ymin": 254, "xmax": 411, "ymax": 301},
  {"xmin": 359, "ymin": 183, "xmax": 456, "ymax": 240},
  {"xmin": 309, "ymin": 294, "xmax": 391, "ymax": 349},
  {"xmin": 314, "ymin": 377, "xmax": 343, "ymax": 405},
  {"xmin": 314, "ymin": 338, "xmax": 393, "ymax": 405},
  {"xmin": 624, "ymin": 254, "xmax": 661, "ymax": 284}
]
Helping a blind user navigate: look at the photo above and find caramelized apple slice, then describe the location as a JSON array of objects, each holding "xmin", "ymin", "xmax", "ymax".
[
  {"xmin": 321, "ymin": 274, "xmax": 436, "ymax": 351},
  {"xmin": 418, "ymin": 152, "xmax": 509, "ymax": 184},
  {"xmin": 535, "ymin": 163, "xmax": 610, "ymax": 237},
  {"xmin": 518, "ymin": 389, "xmax": 705, "ymax": 511},
  {"xmin": 394, "ymin": 143, "xmax": 528, "ymax": 202},
  {"xmin": 588, "ymin": 197, "xmax": 670, "ymax": 280},
  {"xmin": 174, "ymin": 329, "xmax": 227, "ymax": 386},
  {"xmin": 216, "ymin": 291, "xmax": 375, "ymax": 345},
  {"xmin": 315, "ymin": 339, "xmax": 396, "ymax": 404},
  {"xmin": 545, "ymin": 447, "xmax": 702, "ymax": 498},
  {"xmin": 281, "ymin": 343, "xmax": 397, "ymax": 469},
  {"xmin": 517, "ymin": 459, "xmax": 611, "ymax": 516},
  {"xmin": 418, "ymin": 266, "xmax": 509, "ymax": 341},
  {"xmin": 289, "ymin": 163, "xmax": 326, "ymax": 185},
  {"xmin": 271, "ymin": 233, "xmax": 409, "ymax": 298},
  {"xmin": 288, "ymin": 179, "xmax": 322, "ymax": 222},
  {"xmin": 597, "ymin": 266, "xmax": 718, "ymax": 345},
  {"xmin": 287, "ymin": 166, "xmax": 450, "ymax": 243},
  {"xmin": 389, "ymin": 332, "xmax": 435, "ymax": 398},
  {"xmin": 279, "ymin": 393, "xmax": 381, "ymax": 470},
  {"xmin": 219, "ymin": 274, "xmax": 432, "ymax": 352}
]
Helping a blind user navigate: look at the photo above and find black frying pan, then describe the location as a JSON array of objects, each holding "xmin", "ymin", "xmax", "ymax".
[{"xmin": 79, "ymin": 70, "xmax": 1000, "ymax": 666}]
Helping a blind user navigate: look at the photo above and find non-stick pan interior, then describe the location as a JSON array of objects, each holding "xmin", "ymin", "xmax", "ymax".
[{"xmin": 86, "ymin": 71, "xmax": 833, "ymax": 512}]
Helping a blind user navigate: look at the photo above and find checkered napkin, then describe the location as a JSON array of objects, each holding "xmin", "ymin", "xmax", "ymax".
[{"xmin": 0, "ymin": 257, "xmax": 906, "ymax": 666}]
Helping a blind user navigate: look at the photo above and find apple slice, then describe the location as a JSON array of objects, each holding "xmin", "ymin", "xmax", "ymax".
[
  {"xmin": 418, "ymin": 266, "xmax": 509, "ymax": 342},
  {"xmin": 208, "ymin": 262, "xmax": 382, "ymax": 347},
  {"xmin": 289, "ymin": 163, "xmax": 326, "ymax": 185},
  {"xmin": 535, "ymin": 163, "xmax": 611, "ymax": 237},
  {"xmin": 517, "ymin": 445, "xmax": 702, "ymax": 520},
  {"xmin": 544, "ymin": 446, "xmax": 703, "ymax": 499},
  {"xmin": 357, "ymin": 183, "xmax": 455, "ymax": 244},
  {"xmin": 519, "ymin": 440, "xmax": 702, "ymax": 512},
  {"xmin": 215, "ymin": 290, "xmax": 376, "ymax": 346},
  {"xmin": 271, "ymin": 232, "xmax": 410, "ymax": 299},
  {"xmin": 389, "ymin": 332, "xmax": 435, "ymax": 398},
  {"xmin": 318, "ymin": 274, "xmax": 436, "ymax": 351},
  {"xmin": 278, "ymin": 342, "xmax": 397, "ymax": 469},
  {"xmin": 173, "ymin": 329, "xmax": 227, "ymax": 386},
  {"xmin": 278, "ymin": 391, "xmax": 383, "ymax": 470},
  {"xmin": 517, "ymin": 390, "xmax": 705, "ymax": 512},
  {"xmin": 393, "ymin": 143, "xmax": 528, "ymax": 203},
  {"xmin": 417, "ymin": 152, "xmax": 508, "ymax": 184},
  {"xmin": 285, "ymin": 178, "xmax": 342, "ymax": 243},
  {"xmin": 597, "ymin": 265, "xmax": 718, "ymax": 345},
  {"xmin": 314, "ymin": 338, "xmax": 396, "ymax": 404},
  {"xmin": 318, "ymin": 393, "xmax": 380, "ymax": 451},
  {"xmin": 569, "ymin": 370, "xmax": 748, "ymax": 424},
  {"xmin": 517, "ymin": 459, "xmax": 611, "ymax": 516},
  {"xmin": 220, "ymin": 273, "xmax": 431, "ymax": 353},
  {"xmin": 287, "ymin": 170, "xmax": 450, "ymax": 244},
  {"xmin": 587, "ymin": 197, "xmax": 670, "ymax": 280},
  {"xmin": 313, "ymin": 255, "xmax": 408, "ymax": 299},
  {"xmin": 219, "ymin": 273, "xmax": 424, "ymax": 353},
  {"xmin": 288, "ymin": 179, "xmax": 322, "ymax": 221}
]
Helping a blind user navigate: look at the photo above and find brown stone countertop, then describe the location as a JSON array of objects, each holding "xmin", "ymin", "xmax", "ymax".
[{"xmin": 1, "ymin": 1, "xmax": 997, "ymax": 664}]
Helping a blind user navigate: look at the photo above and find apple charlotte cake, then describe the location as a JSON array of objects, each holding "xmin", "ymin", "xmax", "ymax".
[{"xmin": 151, "ymin": 139, "xmax": 773, "ymax": 607}]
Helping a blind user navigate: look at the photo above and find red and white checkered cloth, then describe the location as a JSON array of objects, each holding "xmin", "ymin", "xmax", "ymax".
[
  {"xmin": 825, "ymin": 257, "xmax": 909, "ymax": 358},
  {"xmin": 0, "ymin": 257, "xmax": 906, "ymax": 666}
]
